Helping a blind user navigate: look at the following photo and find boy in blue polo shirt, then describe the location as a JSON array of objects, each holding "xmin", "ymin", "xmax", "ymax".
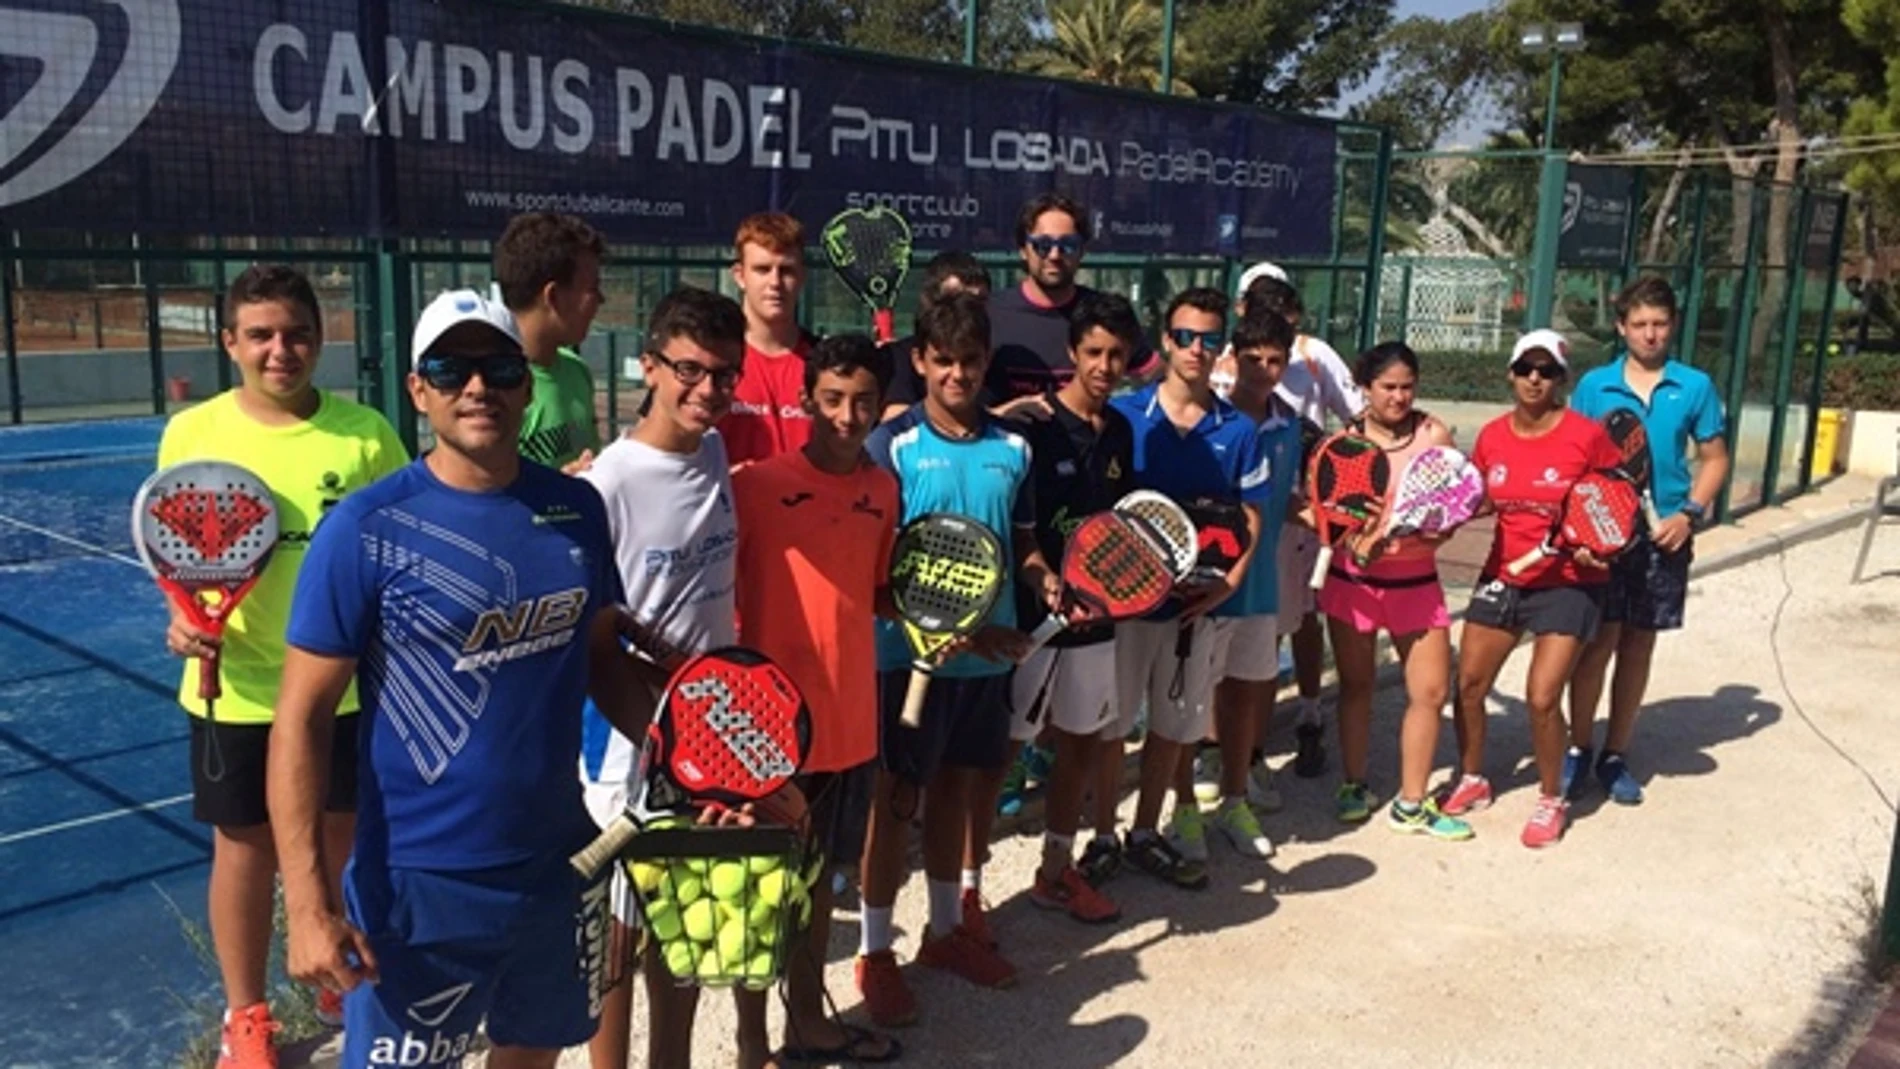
[
  {"xmin": 1567, "ymin": 276, "xmax": 1730, "ymax": 804},
  {"xmin": 1104, "ymin": 288, "xmax": 1268, "ymax": 891}
]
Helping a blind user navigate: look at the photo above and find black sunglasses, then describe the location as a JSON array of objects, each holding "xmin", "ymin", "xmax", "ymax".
[
  {"xmin": 650, "ymin": 351, "xmax": 743, "ymax": 389},
  {"xmin": 1510, "ymin": 360, "xmax": 1566, "ymax": 381},
  {"xmin": 1168, "ymin": 327, "xmax": 1227, "ymax": 351},
  {"xmin": 417, "ymin": 352, "xmax": 529, "ymax": 391},
  {"xmin": 1026, "ymin": 235, "xmax": 1083, "ymax": 258}
]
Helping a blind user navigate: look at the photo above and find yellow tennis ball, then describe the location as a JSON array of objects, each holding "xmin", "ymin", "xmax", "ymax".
[
  {"xmin": 684, "ymin": 857, "xmax": 712, "ymax": 877},
  {"xmin": 697, "ymin": 949, "xmax": 727, "ymax": 981},
  {"xmin": 710, "ymin": 860, "xmax": 748, "ymax": 902},
  {"xmin": 754, "ymin": 869, "xmax": 788, "ymax": 908},
  {"xmin": 645, "ymin": 899, "xmax": 683, "ymax": 943},
  {"xmin": 670, "ymin": 868, "xmax": 705, "ymax": 905},
  {"xmin": 629, "ymin": 862, "xmax": 665, "ymax": 895},
  {"xmin": 682, "ymin": 898, "xmax": 717, "ymax": 944},
  {"xmin": 746, "ymin": 898, "xmax": 780, "ymax": 939},
  {"xmin": 744, "ymin": 950, "xmax": 776, "ymax": 980},
  {"xmin": 663, "ymin": 939, "xmax": 698, "ymax": 978},
  {"xmin": 717, "ymin": 916, "xmax": 748, "ymax": 964},
  {"xmin": 747, "ymin": 854, "xmax": 783, "ymax": 875}
]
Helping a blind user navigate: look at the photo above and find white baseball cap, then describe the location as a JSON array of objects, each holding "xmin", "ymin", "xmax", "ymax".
[
  {"xmin": 1510, "ymin": 328, "xmax": 1570, "ymax": 368},
  {"xmin": 410, "ymin": 289, "xmax": 522, "ymax": 365},
  {"xmin": 1236, "ymin": 261, "xmax": 1289, "ymax": 295}
]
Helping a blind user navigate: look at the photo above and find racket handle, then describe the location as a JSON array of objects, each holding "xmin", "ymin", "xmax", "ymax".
[
  {"xmin": 1643, "ymin": 492, "xmax": 1663, "ymax": 531},
  {"xmin": 1505, "ymin": 544, "xmax": 1550, "ymax": 578},
  {"xmin": 873, "ymin": 308, "xmax": 895, "ymax": 344},
  {"xmin": 196, "ymin": 650, "xmax": 222, "ymax": 701},
  {"xmin": 899, "ymin": 668, "xmax": 931, "ymax": 728},
  {"xmin": 571, "ymin": 813, "xmax": 639, "ymax": 878},
  {"xmin": 1309, "ymin": 544, "xmax": 1334, "ymax": 590},
  {"xmin": 1020, "ymin": 615, "xmax": 1065, "ymax": 662}
]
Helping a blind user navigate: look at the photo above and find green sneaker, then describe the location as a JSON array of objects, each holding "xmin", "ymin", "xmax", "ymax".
[
  {"xmin": 1168, "ymin": 804, "xmax": 1209, "ymax": 863},
  {"xmin": 1335, "ymin": 781, "xmax": 1375, "ymax": 824},
  {"xmin": 1386, "ymin": 798, "xmax": 1474, "ymax": 841},
  {"xmin": 1213, "ymin": 800, "xmax": 1274, "ymax": 858}
]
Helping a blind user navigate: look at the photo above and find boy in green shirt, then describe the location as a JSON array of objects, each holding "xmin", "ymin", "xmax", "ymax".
[{"xmin": 494, "ymin": 211, "xmax": 606, "ymax": 471}]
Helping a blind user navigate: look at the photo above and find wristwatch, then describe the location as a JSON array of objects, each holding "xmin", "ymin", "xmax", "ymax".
[{"xmin": 1679, "ymin": 499, "xmax": 1707, "ymax": 524}]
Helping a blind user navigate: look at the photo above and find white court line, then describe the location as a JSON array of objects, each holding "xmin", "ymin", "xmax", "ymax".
[
  {"xmin": 0, "ymin": 792, "xmax": 194, "ymax": 846},
  {"xmin": 0, "ymin": 513, "xmax": 143, "ymax": 568}
]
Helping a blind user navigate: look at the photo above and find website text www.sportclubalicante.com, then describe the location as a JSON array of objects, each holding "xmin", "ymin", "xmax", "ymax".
[{"xmin": 463, "ymin": 189, "xmax": 687, "ymax": 218}]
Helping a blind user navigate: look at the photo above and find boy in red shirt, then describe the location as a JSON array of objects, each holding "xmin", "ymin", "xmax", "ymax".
[
  {"xmin": 730, "ymin": 335, "xmax": 901, "ymax": 1065},
  {"xmin": 720, "ymin": 211, "xmax": 817, "ymax": 462}
]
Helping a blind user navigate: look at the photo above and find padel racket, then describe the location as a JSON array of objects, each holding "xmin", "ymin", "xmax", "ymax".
[
  {"xmin": 571, "ymin": 646, "xmax": 811, "ymax": 877},
  {"xmin": 1020, "ymin": 511, "xmax": 1175, "ymax": 658},
  {"xmin": 1505, "ymin": 471, "xmax": 1644, "ymax": 577},
  {"xmin": 1169, "ymin": 497, "xmax": 1253, "ymax": 698},
  {"xmin": 889, "ymin": 513, "xmax": 1006, "ymax": 727},
  {"xmin": 1601, "ymin": 408, "xmax": 1665, "ymax": 529},
  {"xmin": 133, "ymin": 461, "xmax": 279, "ymax": 779},
  {"xmin": 1307, "ymin": 433, "xmax": 1392, "ymax": 588},
  {"xmin": 1113, "ymin": 490, "xmax": 1198, "ymax": 581},
  {"xmin": 1383, "ymin": 446, "xmax": 1485, "ymax": 539},
  {"xmin": 822, "ymin": 206, "xmax": 913, "ymax": 343}
]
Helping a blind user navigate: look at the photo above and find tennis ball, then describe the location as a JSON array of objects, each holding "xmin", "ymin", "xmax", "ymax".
[
  {"xmin": 747, "ymin": 897, "xmax": 779, "ymax": 937},
  {"xmin": 743, "ymin": 950, "xmax": 776, "ymax": 980},
  {"xmin": 754, "ymin": 869, "xmax": 788, "ymax": 908},
  {"xmin": 629, "ymin": 862, "xmax": 665, "ymax": 895},
  {"xmin": 709, "ymin": 860, "xmax": 748, "ymax": 902},
  {"xmin": 697, "ymin": 950, "xmax": 727, "ymax": 981},
  {"xmin": 645, "ymin": 899, "xmax": 683, "ymax": 943},
  {"xmin": 669, "ymin": 868, "xmax": 705, "ymax": 905},
  {"xmin": 684, "ymin": 857, "xmax": 712, "ymax": 877},
  {"xmin": 747, "ymin": 855, "xmax": 783, "ymax": 876},
  {"xmin": 682, "ymin": 898, "xmax": 717, "ymax": 944},
  {"xmin": 717, "ymin": 916, "xmax": 749, "ymax": 964},
  {"xmin": 663, "ymin": 939, "xmax": 699, "ymax": 978}
]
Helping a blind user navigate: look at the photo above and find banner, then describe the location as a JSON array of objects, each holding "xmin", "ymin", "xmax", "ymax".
[
  {"xmin": 1558, "ymin": 164, "xmax": 1635, "ymax": 269},
  {"xmin": 0, "ymin": 0, "xmax": 1340, "ymax": 257}
]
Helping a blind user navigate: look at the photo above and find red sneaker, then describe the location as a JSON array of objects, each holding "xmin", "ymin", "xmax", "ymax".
[
  {"xmin": 917, "ymin": 925, "xmax": 1018, "ymax": 989},
  {"xmin": 960, "ymin": 887, "xmax": 996, "ymax": 949},
  {"xmin": 1439, "ymin": 774, "xmax": 1494, "ymax": 816},
  {"xmin": 1031, "ymin": 866, "xmax": 1122, "ymax": 924},
  {"xmin": 854, "ymin": 951, "xmax": 918, "ymax": 1028},
  {"xmin": 1520, "ymin": 794, "xmax": 1569, "ymax": 849},
  {"xmin": 218, "ymin": 1003, "xmax": 281, "ymax": 1069}
]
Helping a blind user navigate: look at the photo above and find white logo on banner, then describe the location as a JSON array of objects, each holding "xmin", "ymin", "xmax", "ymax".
[
  {"xmin": 0, "ymin": 0, "xmax": 182, "ymax": 208},
  {"xmin": 1560, "ymin": 181, "xmax": 1583, "ymax": 235}
]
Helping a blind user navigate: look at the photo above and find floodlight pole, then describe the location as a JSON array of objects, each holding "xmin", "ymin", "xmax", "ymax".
[
  {"xmin": 1161, "ymin": 0, "xmax": 1176, "ymax": 94},
  {"xmin": 963, "ymin": 0, "xmax": 978, "ymax": 65},
  {"xmin": 1524, "ymin": 25, "xmax": 1580, "ymax": 331}
]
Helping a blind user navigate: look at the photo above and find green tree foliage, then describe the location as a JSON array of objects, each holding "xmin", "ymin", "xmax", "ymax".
[
  {"xmin": 571, "ymin": 0, "xmax": 1042, "ymax": 69},
  {"xmin": 1019, "ymin": 0, "xmax": 1190, "ymax": 94},
  {"xmin": 1348, "ymin": 13, "xmax": 1504, "ymax": 151},
  {"xmin": 1177, "ymin": 0, "xmax": 1394, "ymax": 112},
  {"xmin": 1842, "ymin": 0, "xmax": 1900, "ymax": 243}
]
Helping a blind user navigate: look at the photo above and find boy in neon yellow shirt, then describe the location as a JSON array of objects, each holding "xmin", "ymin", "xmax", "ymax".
[{"xmin": 158, "ymin": 264, "xmax": 406, "ymax": 1068}]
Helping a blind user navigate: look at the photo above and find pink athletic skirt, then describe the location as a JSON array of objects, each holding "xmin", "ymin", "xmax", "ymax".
[{"xmin": 1318, "ymin": 561, "xmax": 1451, "ymax": 637}]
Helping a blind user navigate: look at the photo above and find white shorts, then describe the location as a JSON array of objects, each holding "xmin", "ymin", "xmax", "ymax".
[
  {"xmin": 1113, "ymin": 618, "xmax": 1218, "ymax": 745},
  {"xmin": 1010, "ymin": 643, "xmax": 1119, "ymax": 741},
  {"xmin": 1208, "ymin": 615, "xmax": 1281, "ymax": 683},
  {"xmin": 582, "ymin": 781, "xmax": 636, "ymax": 926},
  {"xmin": 1277, "ymin": 525, "xmax": 1320, "ymax": 633}
]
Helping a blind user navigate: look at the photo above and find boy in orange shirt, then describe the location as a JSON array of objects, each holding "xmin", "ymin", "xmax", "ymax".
[{"xmin": 730, "ymin": 335, "xmax": 902, "ymax": 1065}]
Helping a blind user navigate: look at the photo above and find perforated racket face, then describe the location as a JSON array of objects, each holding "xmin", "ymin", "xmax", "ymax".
[
  {"xmin": 1063, "ymin": 512, "xmax": 1173, "ymax": 620},
  {"xmin": 822, "ymin": 207, "xmax": 913, "ymax": 308},
  {"xmin": 133, "ymin": 461, "xmax": 279, "ymax": 583},
  {"xmin": 654, "ymin": 648, "xmax": 809, "ymax": 804},
  {"xmin": 1602, "ymin": 409, "xmax": 1653, "ymax": 490},
  {"xmin": 1309, "ymin": 435, "xmax": 1392, "ymax": 528},
  {"xmin": 1387, "ymin": 446, "xmax": 1484, "ymax": 536},
  {"xmin": 1560, "ymin": 473, "xmax": 1642, "ymax": 558},
  {"xmin": 1114, "ymin": 491, "xmax": 1198, "ymax": 580},
  {"xmin": 1183, "ymin": 496, "xmax": 1251, "ymax": 576},
  {"xmin": 890, "ymin": 513, "xmax": 1005, "ymax": 649}
]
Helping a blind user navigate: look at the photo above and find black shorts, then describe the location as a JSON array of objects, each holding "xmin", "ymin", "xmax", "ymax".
[
  {"xmin": 1605, "ymin": 537, "xmax": 1693, "ymax": 632},
  {"xmin": 1463, "ymin": 577, "xmax": 1605, "ymax": 642},
  {"xmin": 797, "ymin": 762, "xmax": 875, "ymax": 869},
  {"xmin": 190, "ymin": 714, "xmax": 359, "ymax": 827},
  {"xmin": 877, "ymin": 670, "xmax": 1013, "ymax": 786}
]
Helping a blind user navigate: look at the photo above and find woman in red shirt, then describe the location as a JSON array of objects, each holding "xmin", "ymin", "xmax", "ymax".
[{"xmin": 1443, "ymin": 330, "xmax": 1622, "ymax": 849}]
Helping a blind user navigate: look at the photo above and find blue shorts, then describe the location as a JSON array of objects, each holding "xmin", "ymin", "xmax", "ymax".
[
  {"xmin": 341, "ymin": 857, "xmax": 612, "ymax": 1066},
  {"xmin": 1605, "ymin": 537, "xmax": 1693, "ymax": 632}
]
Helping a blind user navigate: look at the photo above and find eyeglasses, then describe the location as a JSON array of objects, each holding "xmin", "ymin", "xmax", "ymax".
[
  {"xmin": 417, "ymin": 353, "xmax": 529, "ymax": 391},
  {"xmin": 1510, "ymin": 360, "xmax": 1566, "ymax": 381},
  {"xmin": 1026, "ymin": 235, "xmax": 1083, "ymax": 258},
  {"xmin": 1167, "ymin": 327, "xmax": 1227, "ymax": 352},
  {"xmin": 650, "ymin": 351, "xmax": 742, "ymax": 389}
]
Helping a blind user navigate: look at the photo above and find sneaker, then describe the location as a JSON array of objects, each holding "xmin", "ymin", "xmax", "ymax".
[
  {"xmin": 996, "ymin": 752, "xmax": 1031, "ymax": 817},
  {"xmin": 1247, "ymin": 761, "xmax": 1284, "ymax": 812},
  {"xmin": 1560, "ymin": 746, "xmax": 1595, "ymax": 801},
  {"xmin": 1521, "ymin": 794, "xmax": 1569, "ymax": 849},
  {"xmin": 1334, "ymin": 781, "xmax": 1375, "ymax": 824},
  {"xmin": 1214, "ymin": 800, "xmax": 1275, "ymax": 858},
  {"xmin": 855, "ymin": 950, "xmax": 918, "ymax": 1027},
  {"xmin": 1031, "ymin": 865, "xmax": 1122, "ymax": 924},
  {"xmin": 1123, "ymin": 830, "xmax": 1209, "ymax": 890},
  {"xmin": 1191, "ymin": 748, "xmax": 1222, "ymax": 804},
  {"xmin": 313, "ymin": 988, "xmax": 344, "ymax": 1030},
  {"xmin": 960, "ymin": 888, "xmax": 996, "ymax": 949},
  {"xmin": 1596, "ymin": 753, "xmax": 1645, "ymax": 805},
  {"xmin": 1387, "ymin": 798, "xmax": 1474, "ymax": 841},
  {"xmin": 1438, "ymin": 774, "xmax": 1493, "ymax": 816},
  {"xmin": 219, "ymin": 1003, "xmax": 281, "ymax": 1069},
  {"xmin": 917, "ymin": 925, "xmax": 1018, "ymax": 989},
  {"xmin": 1168, "ymin": 803, "xmax": 1209, "ymax": 863},
  {"xmin": 1023, "ymin": 744, "xmax": 1055, "ymax": 784},
  {"xmin": 1078, "ymin": 836, "xmax": 1122, "ymax": 886},
  {"xmin": 1293, "ymin": 722, "xmax": 1328, "ymax": 778}
]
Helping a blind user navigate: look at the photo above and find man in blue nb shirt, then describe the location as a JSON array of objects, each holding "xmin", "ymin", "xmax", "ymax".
[{"xmin": 267, "ymin": 289, "xmax": 653, "ymax": 1069}]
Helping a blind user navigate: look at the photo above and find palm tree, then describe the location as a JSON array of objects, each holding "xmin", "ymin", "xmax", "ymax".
[{"xmin": 1019, "ymin": 0, "xmax": 1194, "ymax": 96}]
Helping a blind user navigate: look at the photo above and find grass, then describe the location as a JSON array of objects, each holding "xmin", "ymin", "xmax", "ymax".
[{"xmin": 161, "ymin": 884, "xmax": 328, "ymax": 1069}]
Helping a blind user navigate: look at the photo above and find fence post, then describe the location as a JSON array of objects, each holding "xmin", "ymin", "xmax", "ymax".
[
  {"xmin": 606, "ymin": 332, "xmax": 620, "ymax": 440},
  {"xmin": 143, "ymin": 241, "xmax": 166, "ymax": 415},
  {"xmin": 1358, "ymin": 129, "xmax": 1393, "ymax": 355},
  {"xmin": 1717, "ymin": 181, "xmax": 1768, "ymax": 521},
  {"xmin": 1761, "ymin": 185, "xmax": 1814, "ymax": 502},
  {"xmin": 1799, "ymin": 193, "xmax": 1850, "ymax": 491},
  {"xmin": 213, "ymin": 242, "xmax": 233, "ymax": 393},
  {"xmin": 2, "ymin": 229, "xmax": 20, "ymax": 424}
]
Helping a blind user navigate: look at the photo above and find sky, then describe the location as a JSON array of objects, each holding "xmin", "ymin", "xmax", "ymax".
[{"xmin": 1330, "ymin": 0, "xmax": 1500, "ymax": 147}]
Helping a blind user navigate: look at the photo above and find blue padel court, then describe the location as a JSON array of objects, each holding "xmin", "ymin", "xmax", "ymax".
[{"xmin": 0, "ymin": 418, "xmax": 217, "ymax": 1066}]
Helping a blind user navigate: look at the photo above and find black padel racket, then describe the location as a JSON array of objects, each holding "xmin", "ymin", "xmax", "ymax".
[
  {"xmin": 889, "ymin": 513, "xmax": 1006, "ymax": 727},
  {"xmin": 1601, "ymin": 408, "xmax": 1664, "ymax": 529},
  {"xmin": 1021, "ymin": 510, "xmax": 1175, "ymax": 658},
  {"xmin": 571, "ymin": 646, "xmax": 810, "ymax": 877},
  {"xmin": 1113, "ymin": 490, "xmax": 1198, "ymax": 581},
  {"xmin": 823, "ymin": 206, "xmax": 913, "ymax": 342},
  {"xmin": 133, "ymin": 461, "xmax": 279, "ymax": 780}
]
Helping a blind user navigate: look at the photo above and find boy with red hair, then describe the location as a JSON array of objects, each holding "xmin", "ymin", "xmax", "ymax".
[{"xmin": 720, "ymin": 211, "xmax": 817, "ymax": 462}]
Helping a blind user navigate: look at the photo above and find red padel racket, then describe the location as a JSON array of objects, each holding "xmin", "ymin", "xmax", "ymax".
[
  {"xmin": 571, "ymin": 646, "xmax": 810, "ymax": 877},
  {"xmin": 889, "ymin": 513, "xmax": 1007, "ymax": 727},
  {"xmin": 1505, "ymin": 470, "xmax": 1644, "ymax": 577},
  {"xmin": 133, "ymin": 461, "xmax": 279, "ymax": 779},
  {"xmin": 1307, "ymin": 433, "xmax": 1392, "ymax": 588},
  {"xmin": 1601, "ymin": 408, "xmax": 1664, "ymax": 529},
  {"xmin": 1020, "ymin": 510, "xmax": 1175, "ymax": 659},
  {"xmin": 1383, "ymin": 445, "xmax": 1485, "ymax": 539}
]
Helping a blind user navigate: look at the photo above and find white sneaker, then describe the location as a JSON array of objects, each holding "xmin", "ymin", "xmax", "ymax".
[
  {"xmin": 1191, "ymin": 750, "xmax": 1221, "ymax": 804},
  {"xmin": 1247, "ymin": 761, "xmax": 1284, "ymax": 812},
  {"xmin": 1215, "ymin": 800, "xmax": 1275, "ymax": 859}
]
